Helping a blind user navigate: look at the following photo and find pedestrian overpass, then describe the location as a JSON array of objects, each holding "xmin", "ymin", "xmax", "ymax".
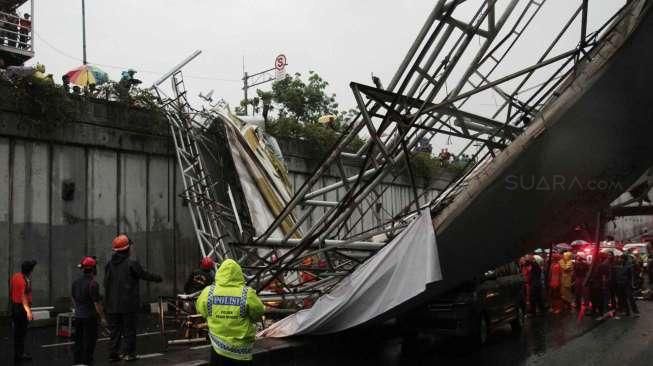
[{"xmin": 157, "ymin": 0, "xmax": 653, "ymax": 335}]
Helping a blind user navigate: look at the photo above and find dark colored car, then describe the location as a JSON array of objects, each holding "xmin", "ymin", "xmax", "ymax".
[{"xmin": 401, "ymin": 262, "xmax": 525, "ymax": 346}]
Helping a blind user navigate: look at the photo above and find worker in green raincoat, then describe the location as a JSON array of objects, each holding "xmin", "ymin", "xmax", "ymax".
[{"xmin": 196, "ymin": 259, "xmax": 265, "ymax": 364}]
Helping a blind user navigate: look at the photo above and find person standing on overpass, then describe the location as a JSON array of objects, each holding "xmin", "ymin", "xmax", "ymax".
[
  {"xmin": 197, "ymin": 259, "xmax": 265, "ymax": 365},
  {"xmin": 104, "ymin": 234, "xmax": 162, "ymax": 362}
]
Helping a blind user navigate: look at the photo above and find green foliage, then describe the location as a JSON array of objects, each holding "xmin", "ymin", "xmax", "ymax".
[
  {"xmin": 257, "ymin": 70, "xmax": 357, "ymax": 156},
  {"xmin": 408, "ymin": 152, "xmax": 471, "ymax": 183},
  {"xmin": 2, "ymin": 75, "xmax": 76, "ymax": 129},
  {"xmin": 410, "ymin": 152, "xmax": 443, "ymax": 182},
  {"xmin": 265, "ymin": 116, "xmax": 364, "ymax": 156},
  {"xmin": 270, "ymin": 71, "xmax": 339, "ymax": 123}
]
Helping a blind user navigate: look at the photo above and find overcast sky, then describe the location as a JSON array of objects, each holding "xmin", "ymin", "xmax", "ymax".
[{"xmin": 27, "ymin": 0, "xmax": 624, "ymax": 123}]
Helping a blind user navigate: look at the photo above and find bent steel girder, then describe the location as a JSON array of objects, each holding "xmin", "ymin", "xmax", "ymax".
[
  {"xmin": 156, "ymin": 0, "xmax": 633, "ymax": 311},
  {"xmin": 248, "ymin": 0, "xmax": 552, "ymax": 293}
]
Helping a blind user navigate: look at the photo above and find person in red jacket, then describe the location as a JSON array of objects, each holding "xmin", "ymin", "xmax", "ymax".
[
  {"xmin": 18, "ymin": 13, "xmax": 30, "ymax": 49},
  {"xmin": 548, "ymin": 253, "xmax": 562, "ymax": 314},
  {"xmin": 10, "ymin": 259, "xmax": 37, "ymax": 363}
]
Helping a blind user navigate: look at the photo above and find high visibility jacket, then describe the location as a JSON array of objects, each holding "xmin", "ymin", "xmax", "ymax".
[{"xmin": 196, "ymin": 259, "xmax": 264, "ymax": 361}]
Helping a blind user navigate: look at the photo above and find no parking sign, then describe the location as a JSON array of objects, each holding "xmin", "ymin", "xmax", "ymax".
[{"xmin": 275, "ymin": 54, "xmax": 287, "ymax": 80}]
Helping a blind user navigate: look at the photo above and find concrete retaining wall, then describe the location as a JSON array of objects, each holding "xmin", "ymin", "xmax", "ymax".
[{"xmin": 0, "ymin": 91, "xmax": 198, "ymax": 313}]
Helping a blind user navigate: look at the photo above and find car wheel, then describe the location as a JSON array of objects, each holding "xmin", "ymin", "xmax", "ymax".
[{"xmin": 510, "ymin": 305, "xmax": 524, "ymax": 332}]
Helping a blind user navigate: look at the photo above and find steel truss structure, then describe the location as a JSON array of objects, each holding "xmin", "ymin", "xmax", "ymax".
[
  {"xmin": 241, "ymin": 0, "xmax": 637, "ymax": 306},
  {"xmin": 159, "ymin": 1, "xmax": 639, "ymax": 311},
  {"xmin": 154, "ymin": 60, "xmax": 237, "ymax": 262}
]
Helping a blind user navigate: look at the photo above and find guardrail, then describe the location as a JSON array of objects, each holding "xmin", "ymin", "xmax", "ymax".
[{"xmin": 0, "ymin": 9, "xmax": 33, "ymax": 53}]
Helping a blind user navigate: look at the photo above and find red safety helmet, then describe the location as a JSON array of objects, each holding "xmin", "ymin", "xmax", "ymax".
[
  {"xmin": 78, "ymin": 256, "xmax": 97, "ymax": 269},
  {"xmin": 112, "ymin": 234, "xmax": 131, "ymax": 251},
  {"xmin": 200, "ymin": 256, "xmax": 215, "ymax": 270}
]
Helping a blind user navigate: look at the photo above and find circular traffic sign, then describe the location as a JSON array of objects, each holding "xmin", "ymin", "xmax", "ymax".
[{"xmin": 275, "ymin": 54, "xmax": 287, "ymax": 71}]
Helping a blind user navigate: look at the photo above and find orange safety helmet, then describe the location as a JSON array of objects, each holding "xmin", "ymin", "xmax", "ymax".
[
  {"xmin": 112, "ymin": 234, "xmax": 131, "ymax": 252},
  {"xmin": 200, "ymin": 256, "xmax": 215, "ymax": 270},
  {"xmin": 301, "ymin": 257, "xmax": 313, "ymax": 267}
]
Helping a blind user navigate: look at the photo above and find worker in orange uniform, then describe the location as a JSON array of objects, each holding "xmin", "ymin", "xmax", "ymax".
[
  {"xmin": 10, "ymin": 259, "xmax": 37, "ymax": 363},
  {"xmin": 105, "ymin": 234, "xmax": 162, "ymax": 362},
  {"xmin": 559, "ymin": 251, "xmax": 575, "ymax": 312}
]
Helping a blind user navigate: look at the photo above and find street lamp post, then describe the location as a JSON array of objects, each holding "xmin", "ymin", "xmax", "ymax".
[{"xmin": 81, "ymin": 0, "xmax": 87, "ymax": 64}]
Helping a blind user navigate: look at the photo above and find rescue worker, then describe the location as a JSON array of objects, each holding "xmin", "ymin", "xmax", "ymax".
[
  {"xmin": 104, "ymin": 234, "xmax": 162, "ymax": 362},
  {"xmin": 197, "ymin": 259, "xmax": 265, "ymax": 365},
  {"xmin": 184, "ymin": 256, "xmax": 216, "ymax": 294},
  {"xmin": 10, "ymin": 259, "xmax": 37, "ymax": 363},
  {"xmin": 72, "ymin": 256, "xmax": 107, "ymax": 365},
  {"xmin": 559, "ymin": 251, "xmax": 574, "ymax": 311}
]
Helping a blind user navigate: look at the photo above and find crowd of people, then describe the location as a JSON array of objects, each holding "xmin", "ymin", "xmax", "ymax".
[
  {"xmin": 519, "ymin": 246, "xmax": 652, "ymax": 320},
  {"xmin": 9, "ymin": 234, "xmax": 263, "ymax": 365}
]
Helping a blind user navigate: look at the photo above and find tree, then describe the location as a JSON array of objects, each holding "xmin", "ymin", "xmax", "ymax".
[
  {"xmin": 249, "ymin": 71, "xmax": 364, "ymax": 156},
  {"xmin": 269, "ymin": 71, "xmax": 339, "ymax": 123}
]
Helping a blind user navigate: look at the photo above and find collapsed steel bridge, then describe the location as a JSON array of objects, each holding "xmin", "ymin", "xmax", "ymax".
[{"xmin": 155, "ymin": 0, "xmax": 653, "ymax": 316}]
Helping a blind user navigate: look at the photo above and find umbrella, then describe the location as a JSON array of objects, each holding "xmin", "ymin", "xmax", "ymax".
[
  {"xmin": 555, "ymin": 243, "xmax": 572, "ymax": 251},
  {"xmin": 571, "ymin": 240, "xmax": 590, "ymax": 246},
  {"xmin": 64, "ymin": 64, "xmax": 109, "ymax": 86},
  {"xmin": 600, "ymin": 247, "xmax": 623, "ymax": 256}
]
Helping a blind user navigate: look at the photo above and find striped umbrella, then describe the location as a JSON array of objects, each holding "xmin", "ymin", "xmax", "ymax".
[{"xmin": 64, "ymin": 64, "xmax": 109, "ymax": 86}]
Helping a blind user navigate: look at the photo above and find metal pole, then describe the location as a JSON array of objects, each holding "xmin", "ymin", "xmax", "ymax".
[
  {"xmin": 227, "ymin": 185, "xmax": 244, "ymax": 239},
  {"xmin": 151, "ymin": 50, "xmax": 202, "ymax": 88},
  {"xmin": 580, "ymin": 0, "xmax": 589, "ymax": 47},
  {"xmin": 82, "ymin": 0, "xmax": 87, "ymax": 64},
  {"xmin": 243, "ymin": 71, "xmax": 249, "ymax": 116}
]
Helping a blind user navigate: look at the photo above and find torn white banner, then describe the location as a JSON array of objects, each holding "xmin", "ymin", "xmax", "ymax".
[{"xmin": 259, "ymin": 209, "xmax": 442, "ymax": 336}]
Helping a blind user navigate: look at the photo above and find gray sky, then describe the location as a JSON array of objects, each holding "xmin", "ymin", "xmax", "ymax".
[
  {"xmin": 28, "ymin": 0, "xmax": 624, "ymax": 144},
  {"xmin": 30, "ymin": 0, "xmax": 437, "ymax": 109}
]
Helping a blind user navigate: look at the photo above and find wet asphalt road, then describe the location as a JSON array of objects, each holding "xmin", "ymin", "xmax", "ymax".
[{"xmin": 2, "ymin": 300, "xmax": 653, "ymax": 365}]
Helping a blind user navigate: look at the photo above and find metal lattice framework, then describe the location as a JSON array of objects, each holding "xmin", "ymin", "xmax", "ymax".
[
  {"xmin": 157, "ymin": 1, "xmax": 639, "ymax": 311},
  {"xmin": 241, "ymin": 0, "xmax": 637, "ymax": 306},
  {"xmin": 155, "ymin": 67, "xmax": 236, "ymax": 262}
]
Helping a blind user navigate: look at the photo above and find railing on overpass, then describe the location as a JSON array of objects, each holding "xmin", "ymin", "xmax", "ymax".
[{"xmin": 0, "ymin": 0, "xmax": 34, "ymax": 65}]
